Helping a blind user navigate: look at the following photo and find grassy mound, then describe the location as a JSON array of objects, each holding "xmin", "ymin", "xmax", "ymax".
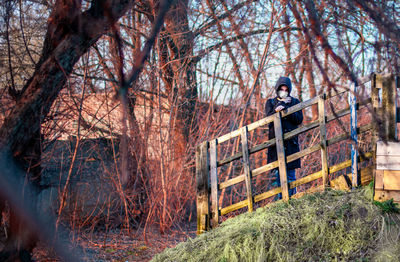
[{"xmin": 152, "ymin": 187, "xmax": 400, "ymax": 262}]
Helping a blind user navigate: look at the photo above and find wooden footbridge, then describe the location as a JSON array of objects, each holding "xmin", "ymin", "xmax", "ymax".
[{"xmin": 196, "ymin": 73, "xmax": 400, "ymax": 234}]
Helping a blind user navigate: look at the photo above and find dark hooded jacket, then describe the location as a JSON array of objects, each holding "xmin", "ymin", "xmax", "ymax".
[{"xmin": 265, "ymin": 77, "xmax": 303, "ymax": 170}]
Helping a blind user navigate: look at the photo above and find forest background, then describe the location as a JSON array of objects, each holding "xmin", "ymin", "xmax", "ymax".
[{"xmin": 0, "ymin": 0, "xmax": 399, "ymax": 261}]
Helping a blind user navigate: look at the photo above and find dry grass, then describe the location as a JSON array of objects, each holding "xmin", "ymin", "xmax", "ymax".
[{"xmin": 152, "ymin": 186, "xmax": 400, "ymax": 262}]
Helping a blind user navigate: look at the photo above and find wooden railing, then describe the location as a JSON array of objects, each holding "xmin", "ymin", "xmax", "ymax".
[{"xmin": 196, "ymin": 73, "xmax": 398, "ymax": 234}]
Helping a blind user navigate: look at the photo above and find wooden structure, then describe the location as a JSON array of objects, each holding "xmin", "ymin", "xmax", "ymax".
[
  {"xmin": 375, "ymin": 142, "xmax": 400, "ymax": 202},
  {"xmin": 196, "ymin": 73, "xmax": 399, "ymax": 234},
  {"xmin": 373, "ymin": 74, "xmax": 400, "ymax": 202}
]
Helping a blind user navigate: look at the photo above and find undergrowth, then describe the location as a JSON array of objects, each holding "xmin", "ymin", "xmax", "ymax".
[{"xmin": 152, "ymin": 188, "xmax": 400, "ymax": 262}]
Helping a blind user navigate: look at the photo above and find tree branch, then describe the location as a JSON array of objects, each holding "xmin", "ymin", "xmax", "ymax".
[{"xmin": 193, "ymin": 26, "xmax": 300, "ymax": 63}]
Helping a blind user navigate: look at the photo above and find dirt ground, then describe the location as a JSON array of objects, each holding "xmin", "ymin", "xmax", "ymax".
[{"xmin": 32, "ymin": 223, "xmax": 197, "ymax": 261}]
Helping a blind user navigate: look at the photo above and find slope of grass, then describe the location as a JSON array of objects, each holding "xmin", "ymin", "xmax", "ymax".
[{"xmin": 152, "ymin": 187, "xmax": 400, "ymax": 262}]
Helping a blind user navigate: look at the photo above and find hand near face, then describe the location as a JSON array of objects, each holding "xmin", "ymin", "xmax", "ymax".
[
  {"xmin": 275, "ymin": 105, "xmax": 285, "ymax": 112},
  {"xmin": 281, "ymin": 96, "xmax": 292, "ymax": 104}
]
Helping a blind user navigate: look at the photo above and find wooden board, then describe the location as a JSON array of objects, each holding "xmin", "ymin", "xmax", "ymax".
[
  {"xmin": 319, "ymin": 96, "xmax": 329, "ymax": 187},
  {"xmin": 274, "ymin": 113, "xmax": 289, "ymax": 201},
  {"xmin": 383, "ymin": 170, "xmax": 400, "ymax": 190},
  {"xmin": 241, "ymin": 127, "xmax": 254, "ymax": 212},
  {"xmin": 196, "ymin": 142, "xmax": 210, "ymax": 234},
  {"xmin": 375, "ymin": 170, "xmax": 384, "ymax": 190},
  {"xmin": 330, "ymin": 175, "xmax": 350, "ymax": 191},
  {"xmin": 209, "ymin": 140, "xmax": 219, "ymax": 228},
  {"xmin": 360, "ymin": 166, "xmax": 374, "ymax": 186},
  {"xmin": 374, "ymin": 189, "xmax": 400, "ymax": 203},
  {"xmin": 376, "ymin": 141, "xmax": 400, "ymax": 170},
  {"xmin": 376, "ymin": 156, "xmax": 400, "ymax": 170},
  {"xmin": 376, "ymin": 141, "xmax": 400, "ymax": 156}
]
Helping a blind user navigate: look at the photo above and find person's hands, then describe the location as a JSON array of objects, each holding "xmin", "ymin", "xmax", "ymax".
[
  {"xmin": 281, "ymin": 96, "xmax": 292, "ymax": 104},
  {"xmin": 275, "ymin": 105, "xmax": 285, "ymax": 112}
]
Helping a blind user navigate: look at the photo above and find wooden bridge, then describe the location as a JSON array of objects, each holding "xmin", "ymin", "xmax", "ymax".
[{"xmin": 196, "ymin": 73, "xmax": 400, "ymax": 234}]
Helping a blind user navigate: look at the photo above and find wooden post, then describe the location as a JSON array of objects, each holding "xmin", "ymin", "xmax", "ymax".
[
  {"xmin": 209, "ymin": 139, "xmax": 219, "ymax": 228},
  {"xmin": 371, "ymin": 73, "xmax": 381, "ymax": 138},
  {"xmin": 371, "ymin": 73, "xmax": 381, "ymax": 151},
  {"xmin": 241, "ymin": 126, "xmax": 254, "ymax": 212},
  {"xmin": 381, "ymin": 74, "xmax": 397, "ymax": 141},
  {"xmin": 196, "ymin": 142, "xmax": 210, "ymax": 234},
  {"xmin": 274, "ymin": 113, "xmax": 289, "ymax": 201},
  {"xmin": 349, "ymin": 80, "xmax": 359, "ymax": 187},
  {"xmin": 318, "ymin": 95, "xmax": 329, "ymax": 188},
  {"xmin": 371, "ymin": 73, "xmax": 381, "ymax": 200},
  {"xmin": 397, "ymin": 76, "xmax": 400, "ymax": 126}
]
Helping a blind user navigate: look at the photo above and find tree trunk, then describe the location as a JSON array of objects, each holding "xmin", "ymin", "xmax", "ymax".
[
  {"xmin": 305, "ymin": 51, "xmax": 318, "ymax": 120},
  {"xmin": 0, "ymin": 0, "xmax": 133, "ymax": 259},
  {"xmin": 162, "ymin": 0, "xmax": 197, "ymax": 160}
]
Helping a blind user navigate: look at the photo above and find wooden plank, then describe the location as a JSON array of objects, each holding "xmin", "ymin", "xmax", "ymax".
[
  {"xmin": 286, "ymin": 144, "xmax": 321, "ymax": 164},
  {"xmin": 289, "ymin": 170, "xmax": 323, "ymax": 189},
  {"xmin": 360, "ymin": 166, "xmax": 374, "ymax": 186},
  {"xmin": 327, "ymin": 133, "xmax": 348, "ymax": 146},
  {"xmin": 247, "ymin": 114, "xmax": 275, "ymax": 132},
  {"xmin": 218, "ymin": 138, "xmax": 277, "ymax": 167},
  {"xmin": 377, "ymin": 156, "xmax": 400, "ymax": 170},
  {"xmin": 383, "ymin": 170, "xmax": 400, "ymax": 190},
  {"xmin": 349, "ymin": 80, "xmax": 359, "ymax": 187},
  {"xmin": 252, "ymin": 161, "xmax": 279, "ymax": 177},
  {"xmin": 219, "ymin": 174, "xmax": 245, "ymax": 190},
  {"xmin": 254, "ymin": 187, "xmax": 282, "ymax": 203},
  {"xmin": 319, "ymin": 96, "xmax": 329, "ymax": 188},
  {"xmin": 371, "ymin": 74, "xmax": 380, "ymax": 192},
  {"xmin": 397, "ymin": 76, "xmax": 400, "ymax": 123},
  {"xmin": 218, "ymin": 151, "xmax": 242, "ymax": 167},
  {"xmin": 327, "ymin": 158, "xmax": 349, "ymax": 174},
  {"xmin": 326, "ymin": 107, "xmax": 350, "ymax": 123},
  {"xmin": 219, "ymin": 159, "xmax": 279, "ymax": 190},
  {"xmin": 327, "ymin": 124, "xmax": 373, "ymax": 146},
  {"xmin": 216, "ymin": 112, "xmax": 274, "ymax": 144},
  {"xmin": 328, "ymin": 151, "xmax": 373, "ymax": 174},
  {"xmin": 274, "ymin": 113, "xmax": 289, "ymax": 201},
  {"xmin": 330, "ymin": 175, "xmax": 351, "ymax": 191},
  {"xmin": 371, "ymin": 73, "xmax": 380, "ymax": 142},
  {"xmin": 216, "ymin": 129, "xmax": 241, "ymax": 144},
  {"xmin": 283, "ymin": 121, "xmax": 320, "ymax": 141},
  {"xmin": 325, "ymin": 89, "xmax": 348, "ymax": 99},
  {"xmin": 241, "ymin": 127, "xmax": 254, "ymax": 212},
  {"xmin": 333, "ymin": 167, "xmax": 373, "ymax": 190},
  {"xmin": 325, "ymin": 98, "xmax": 370, "ymax": 123},
  {"xmin": 248, "ymin": 138, "xmax": 276, "ymax": 155},
  {"xmin": 209, "ymin": 139, "xmax": 219, "ymax": 228},
  {"xmin": 376, "ymin": 141, "xmax": 400, "ymax": 156},
  {"xmin": 374, "ymin": 190, "xmax": 400, "ymax": 203},
  {"xmin": 281, "ymin": 95, "xmax": 320, "ymax": 118},
  {"xmin": 220, "ymin": 199, "xmax": 248, "ymax": 216},
  {"xmin": 376, "ymin": 141, "xmax": 400, "ymax": 170},
  {"xmin": 381, "ymin": 74, "xmax": 397, "ymax": 141},
  {"xmin": 196, "ymin": 142, "xmax": 210, "ymax": 234}
]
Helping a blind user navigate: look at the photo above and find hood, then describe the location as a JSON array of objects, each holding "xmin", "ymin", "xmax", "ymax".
[{"xmin": 275, "ymin": 76, "xmax": 292, "ymax": 95}]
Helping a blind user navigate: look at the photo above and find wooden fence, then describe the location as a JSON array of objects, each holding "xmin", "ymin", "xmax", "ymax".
[{"xmin": 196, "ymin": 73, "xmax": 399, "ymax": 234}]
